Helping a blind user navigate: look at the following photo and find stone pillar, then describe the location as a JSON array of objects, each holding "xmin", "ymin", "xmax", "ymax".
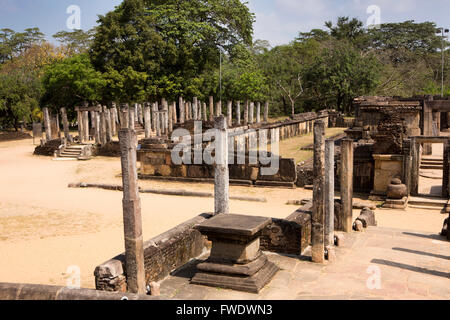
[
  {"xmin": 156, "ymin": 112, "xmax": 161, "ymax": 136},
  {"xmin": 236, "ymin": 101, "xmax": 241, "ymax": 125},
  {"xmin": 172, "ymin": 102, "xmax": 178, "ymax": 124},
  {"xmin": 129, "ymin": 107, "xmax": 135, "ymax": 131},
  {"xmin": 90, "ymin": 111, "xmax": 96, "ymax": 131},
  {"xmin": 168, "ymin": 104, "xmax": 173, "ymax": 133},
  {"xmin": 216, "ymin": 101, "xmax": 222, "ymax": 117},
  {"xmin": 410, "ymin": 137, "xmax": 419, "ymax": 196},
  {"xmin": 227, "ymin": 101, "xmax": 233, "ymax": 127},
  {"xmin": 43, "ymin": 107, "xmax": 52, "ymax": 141},
  {"xmin": 77, "ymin": 110, "xmax": 83, "ymax": 142},
  {"xmin": 264, "ymin": 101, "xmax": 269, "ymax": 123},
  {"xmin": 325, "ymin": 139, "xmax": 335, "ymax": 247},
  {"xmin": 249, "ymin": 102, "xmax": 255, "ymax": 124},
  {"xmin": 256, "ymin": 102, "xmax": 261, "ymax": 123},
  {"xmin": 203, "ymin": 102, "xmax": 208, "ymax": 122},
  {"xmin": 144, "ymin": 103, "xmax": 151, "ymax": 138},
  {"xmin": 312, "ymin": 120, "xmax": 325, "ymax": 263},
  {"xmin": 423, "ymin": 96, "xmax": 433, "ymax": 155},
  {"xmin": 118, "ymin": 129, "xmax": 146, "ymax": 294},
  {"xmin": 244, "ymin": 101, "xmax": 249, "ymax": 126},
  {"xmin": 94, "ymin": 112, "xmax": 101, "ymax": 145},
  {"xmin": 163, "ymin": 100, "xmax": 169, "ymax": 130},
  {"xmin": 209, "ymin": 96, "xmax": 214, "ymax": 122},
  {"xmin": 138, "ymin": 104, "xmax": 143, "ymax": 125},
  {"xmin": 105, "ymin": 109, "xmax": 112, "ymax": 143},
  {"xmin": 340, "ymin": 139, "xmax": 354, "ymax": 233},
  {"xmin": 60, "ymin": 108, "xmax": 71, "ymax": 142},
  {"xmin": 121, "ymin": 105, "xmax": 129, "ymax": 129},
  {"xmin": 193, "ymin": 97, "xmax": 198, "ymax": 121},
  {"xmin": 100, "ymin": 108, "xmax": 107, "ymax": 145},
  {"xmin": 82, "ymin": 111, "xmax": 89, "ymax": 142},
  {"xmin": 111, "ymin": 103, "xmax": 118, "ymax": 136},
  {"xmin": 179, "ymin": 97, "xmax": 185, "ymax": 124},
  {"xmin": 214, "ymin": 115, "xmax": 229, "ymax": 215}
]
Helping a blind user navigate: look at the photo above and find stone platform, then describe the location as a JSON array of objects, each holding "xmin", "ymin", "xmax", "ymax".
[
  {"xmin": 160, "ymin": 227, "xmax": 450, "ymax": 300},
  {"xmin": 191, "ymin": 214, "xmax": 279, "ymax": 293}
]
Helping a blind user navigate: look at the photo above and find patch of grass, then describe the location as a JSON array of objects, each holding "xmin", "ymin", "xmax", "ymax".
[{"xmin": 278, "ymin": 128, "xmax": 346, "ymax": 164}]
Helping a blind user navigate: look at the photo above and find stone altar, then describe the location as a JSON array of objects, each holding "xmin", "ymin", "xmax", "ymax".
[{"xmin": 191, "ymin": 214, "xmax": 279, "ymax": 293}]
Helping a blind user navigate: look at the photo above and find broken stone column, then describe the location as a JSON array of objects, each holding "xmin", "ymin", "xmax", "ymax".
[
  {"xmin": 118, "ymin": 129, "xmax": 146, "ymax": 294},
  {"xmin": 179, "ymin": 97, "xmax": 185, "ymax": 124},
  {"xmin": 105, "ymin": 109, "xmax": 112, "ymax": 143},
  {"xmin": 129, "ymin": 107, "xmax": 135, "ymax": 131},
  {"xmin": 77, "ymin": 110, "xmax": 83, "ymax": 143},
  {"xmin": 60, "ymin": 107, "xmax": 71, "ymax": 142},
  {"xmin": 236, "ymin": 101, "xmax": 241, "ymax": 125},
  {"xmin": 193, "ymin": 97, "xmax": 198, "ymax": 121},
  {"xmin": 256, "ymin": 102, "xmax": 261, "ymax": 123},
  {"xmin": 203, "ymin": 102, "xmax": 207, "ymax": 122},
  {"xmin": 144, "ymin": 103, "xmax": 151, "ymax": 138},
  {"xmin": 340, "ymin": 139, "xmax": 354, "ymax": 233},
  {"xmin": 94, "ymin": 112, "xmax": 101, "ymax": 145},
  {"xmin": 216, "ymin": 101, "xmax": 222, "ymax": 117},
  {"xmin": 227, "ymin": 101, "xmax": 233, "ymax": 127},
  {"xmin": 312, "ymin": 120, "xmax": 325, "ymax": 263},
  {"xmin": 100, "ymin": 108, "xmax": 107, "ymax": 145},
  {"xmin": 209, "ymin": 96, "xmax": 214, "ymax": 122},
  {"xmin": 214, "ymin": 115, "xmax": 229, "ymax": 215},
  {"xmin": 244, "ymin": 101, "xmax": 249, "ymax": 126},
  {"xmin": 121, "ymin": 104, "xmax": 129, "ymax": 129},
  {"xmin": 264, "ymin": 101, "xmax": 269, "ymax": 123},
  {"xmin": 43, "ymin": 107, "xmax": 52, "ymax": 141},
  {"xmin": 82, "ymin": 111, "xmax": 89, "ymax": 142},
  {"xmin": 325, "ymin": 139, "xmax": 335, "ymax": 247},
  {"xmin": 249, "ymin": 102, "xmax": 255, "ymax": 124}
]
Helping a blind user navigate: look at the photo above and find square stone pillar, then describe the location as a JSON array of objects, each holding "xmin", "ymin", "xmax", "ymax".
[
  {"xmin": 340, "ymin": 139, "xmax": 354, "ymax": 233},
  {"xmin": 264, "ymin": 101, "xmax": 269, "ymax": 123},
  {"xmin": 325, "ymin": 139, "xmax": 335, "ymax": 247},
  {"xmin": 118, "ymin": 129, "xmax": 146, "ymax": 294},
  {"xmin": 312, "ymin": 120, "xmax": 325, "ymax": 263},
  {"xmin": 82, "ymin": 111, "xmax": 89, "ymax": 142},
  {"xmin": 214, "ymin": 115, "xmax": 229, "ymax": 215},
  {"xmin": 43, "ymin": 107, "xmax": 52, "ymax": 141},
  {"xmin": 60, "ymin": 107, "xmax": 71, "ymax": 142},
  {"xmin": 144, "ymin": 103, "xmax": 151, "ymax": 138},
  {"xmin": 244, "ymin": 101, "xmax": 249, "ymax": 126},
  {"xmin": 236, "ymin": 101, "xmax": 241, "ymax": 125},
  {"xmin": 256, "ymin": 102, "xmax": 261, "ymax": 123},
  {"xmin": 209, "ymin": 96, "xmax": 214, "ymax": 122},
  {"xmin": 249, "ymin": 102, "xmax": 254, "ymax": 124},
  {"xmin": 227, "ymin": 101, "xmax": 233, "ymax": 127}
]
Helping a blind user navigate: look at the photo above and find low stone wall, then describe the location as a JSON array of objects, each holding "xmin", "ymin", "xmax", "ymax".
[
  {"xmin": 95, "ymin": 141, "xmax": 121, "ymax": 157},
  {"xmin": 33, "ymin": 139, "xmax": 63, "ymax": 156},
  {"xmin": 0, "ymin": 282, "xmax": 158, "ymax": 300},
  {"xmin": 95, "ymin": 213, "xmax": 211, "ymax": 292},
  {"xmin": 95, "ymin": 205, "xmax": 313, "ymax": 293}
]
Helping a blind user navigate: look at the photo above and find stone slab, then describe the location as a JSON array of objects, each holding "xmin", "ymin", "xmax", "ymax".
[
  {"xmin": 195, "ymin": 214, "xmax": 271, "ymax": 238},
  {"xmin": 197, "ymin": 254, "xmax": 268, "ymax": 276},
  {"xmin": 191, "ymin": 261, "xmax": 279, "ymax": 294}
]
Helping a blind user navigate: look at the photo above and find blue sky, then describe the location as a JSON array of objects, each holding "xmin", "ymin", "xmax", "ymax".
[{"xmin": 1, "ymin": 0, "xmax": 449, "ymax": 46}]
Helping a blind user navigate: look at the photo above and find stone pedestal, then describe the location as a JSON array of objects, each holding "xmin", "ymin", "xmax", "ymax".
[
  {"xmin": 191, "ymin": 214, "xmax": 279, "ymax": 293},
  {"xmin": 371, "ymin": 154, "xmax": 404, "ymax": 197}
]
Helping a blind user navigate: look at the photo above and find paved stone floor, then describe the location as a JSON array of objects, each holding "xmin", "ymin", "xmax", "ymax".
[{"xmin": 160, "ymin": 227, "xmax": 450, "ymax": 300}]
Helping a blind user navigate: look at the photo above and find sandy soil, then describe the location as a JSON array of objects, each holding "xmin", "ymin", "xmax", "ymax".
[{"xmin": 0, "ymin": 138, "xmax": 446, "ymax": 289}]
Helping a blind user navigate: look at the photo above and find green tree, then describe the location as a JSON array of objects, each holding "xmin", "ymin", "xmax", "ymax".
[
  {"xmin": 90, "ymin": 0, "xmax": 254, "ymax": 101},
  {"xmin": 53, "ymin": 29, "xmax": 95, "ymax": 55},
  {"xmin": 41, "ymin": 54, "xmax": 106, "ymax": 112}
]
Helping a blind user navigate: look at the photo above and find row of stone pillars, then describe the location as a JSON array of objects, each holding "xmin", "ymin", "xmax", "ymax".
[
  {"xmin": 311, "ymin": 120, "xmax": 354, "ymax": 263},
  {"xmin": 76, "ymin": 105, "xmax": 119, "ymax": 145}
]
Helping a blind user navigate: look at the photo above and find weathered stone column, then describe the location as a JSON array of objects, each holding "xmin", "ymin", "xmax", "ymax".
[
  {"xmin": 214, "ymin": 115, "xmax": 229, "ymax": 215},
  {"xmin": 118, "ymin": 129, "xmax": 146, "ymax": 294},
  {"xmin": 216, "ymin": 101, "xmax": 222, "ymax": 117},
  {"xmin": 256, "ymin": 102, "xmax": 261, "ymax": 123},
  {"xmin": 94, "ymin": 112, "xmax": 101, "ymax": 145},
  {"xmin": 163, "ymin": 100, "xmax": 169, "ymax": 130},
  {"xmin": 43, "ymin": 107, "xmax": 52, "ymax": 141},
  {"xmin": 227, "ymin": 101, "xmax": 233, "ymax": 127},
  {"xmin": 172, "ymin": 102, "xmax": 178, "ymax": 124},
  {"xmin": 209, "ymin": 96, "xmax": 214, "ymax": 122},
  {"xmin": 324, "ymin": 139, "xmax": 335, "ymax": 247},
  {"xmin": 340, "ymin": 139, "xmax": 354, "ymax": 233},
  {"xmin": 138, "ymin": 104, "xmax": 143, "ymax": 125},
  {"xmin": 156, "ymin": 112, "xmax": 161, "ymax": 136},
  {"xmin": 105, "ymin": 109, "xmax": 112, "ymax": 143},
  {"xmin": 121, "ymin": 104, "xmax": 129, "ymax": 129},
  {"xmin": 244, "ymin": 101, "xmax": 249, "ymax": 126},
  {"xmin": 83, "ymin": 111, "xmax": 89, "ymax": 142},
  {"xmin": 203, "ymin": 102, "xmax": 208, "ymax": 122},
  {"xmin": 129, "ymin": 107, "xmax": 135, "ymax": 131},
  {"xmin": 100, "ymin": 108, "xmax": 107, "ymax": 145},
  {"xmin": 423, "ymin": 96, "xmax": 433, "ymax": 155},
  {"xmin": 90, "ymin": 111, "xmax": 96, "ymax": 130},
  {"xmin": 179, "ymin": 97, "xmax": 185, "ymax": 124},
  {"xmin": 236, "ymin": 101, "xmax": 241, "ymax": 125},
  {"xmin": 168, "ymin": 105, "xmax": 173, "ymax": 133},
  {"xmin": 77, "ymin": 110, "xmax": 83, "ymax": 142},
  {"xmin": 60, "ymin": 108, "xmax": 71, "ymax": 142},
  {"xmin": 249, "ymin": 102, "xmax": 254, "ymax": 124},
  {"xmin": 144, "ymin": 103, "xmax": 151, "ymax": 138},
  {"xmin": 264, "ymin": 101, "xmax": 269, "ymax": 123},
  {"xmin": 312, "ymin": 120, "xmax": 325, "ymax": 263},
  {"xmin": 193, "ymin": 97, "xmax": 198, "ymax": 120},
  {"xmin": 111, "ymin": 103, "xmax": 118, "ymax": 136}
]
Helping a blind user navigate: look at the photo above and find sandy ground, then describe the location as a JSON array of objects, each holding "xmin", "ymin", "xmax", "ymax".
[{"xmin": 0, "ymin": 138, "xmax": 446, "ymax": 289}]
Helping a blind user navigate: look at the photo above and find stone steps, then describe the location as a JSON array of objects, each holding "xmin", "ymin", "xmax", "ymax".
[
  {"xmin": 58, "ymin": 144, "xmax": 85, "ymax": 160},
  {"xmin": 420, "ymin": 165, "xmax": 444, "ymax": 170}
]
